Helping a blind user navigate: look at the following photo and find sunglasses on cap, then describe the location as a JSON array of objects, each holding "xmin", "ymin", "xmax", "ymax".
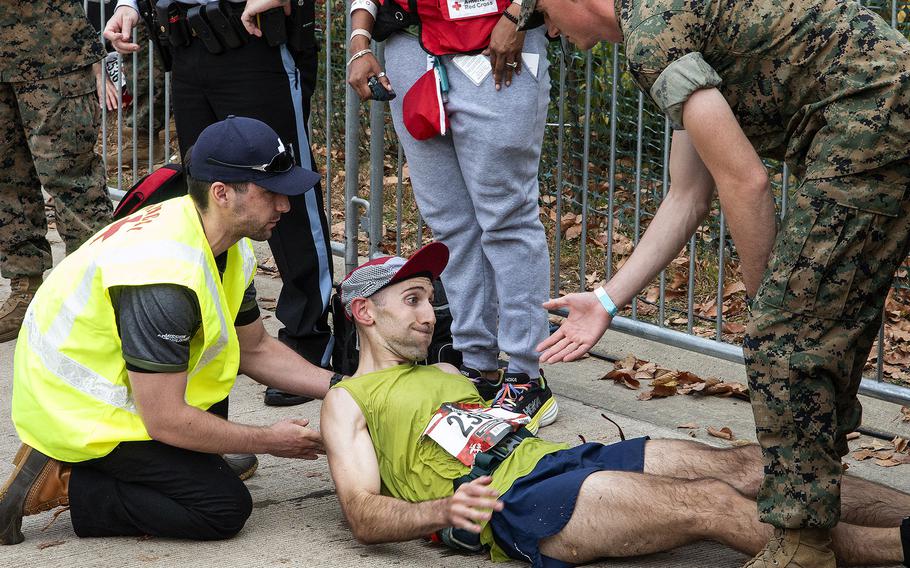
[{"xmin": 205, "ymin": 143, "xmax": 296, "ymax": 174}]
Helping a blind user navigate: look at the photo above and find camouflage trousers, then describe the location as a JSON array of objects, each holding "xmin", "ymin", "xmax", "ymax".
[
  {"xmin": 120, "ymin": 23, "xmax": 166, "ymax": 135},
  {"xmin": 745, "ymin": 160, "xmax": 910, "ymax": 529},
  {"xmin": 0, "ymin": 64, "xmax": 112, "ymax": 278}
]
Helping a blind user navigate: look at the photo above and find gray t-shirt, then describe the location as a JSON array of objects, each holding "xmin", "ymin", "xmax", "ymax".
[{"xmin": 112, "ymin": 252, "xmax": 259, "ymax": 373}]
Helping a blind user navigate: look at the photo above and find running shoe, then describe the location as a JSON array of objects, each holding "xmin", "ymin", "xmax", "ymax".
[
  {"xmin": 459, "ymin": 365, "xmax": 502, "ymax": 403},
  {"xmin": 492, "ymin": 371, "xmax": 558, "ymax": 434}
]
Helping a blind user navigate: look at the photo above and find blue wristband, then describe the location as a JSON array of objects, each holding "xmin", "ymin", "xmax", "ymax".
[{"xmin": 594, "ymin": 287, "xmax": 619, "ymax": 317}]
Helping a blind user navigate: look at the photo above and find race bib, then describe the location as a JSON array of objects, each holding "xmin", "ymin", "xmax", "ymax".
[
  {"xmin": 443, "ymin": 0, "xmax": 499, "ymax": 20},
  {"xmin": 423, "ymin": 402, "xmax": 530, "ymax": 466}
]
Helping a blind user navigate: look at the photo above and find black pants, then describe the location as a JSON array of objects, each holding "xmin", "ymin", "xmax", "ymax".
[
  {"xmin": 68, "ymin": 399, "xmax": 252, "ymax": 539},
  {"xmin": 69, "ymin": 442, "xmax": 252, "ymax": 539},
  {"xmin": 170, "ymin": 35, "xmax": 333, "ymax": 365}
]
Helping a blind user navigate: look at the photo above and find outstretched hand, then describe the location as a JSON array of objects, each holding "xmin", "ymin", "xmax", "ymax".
[
  {"xmin": 444, "ymin": 476, "xmax": 503, "ymax": 533},
  {"xmin": 537, "ymin": 292, "xmax": 613, "ymax": 363}
]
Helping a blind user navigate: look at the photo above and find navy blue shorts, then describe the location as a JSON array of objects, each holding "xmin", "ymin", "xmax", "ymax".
[{"xmin": 489, "ymin": 437, "xmax": 648, "ymax": 568}]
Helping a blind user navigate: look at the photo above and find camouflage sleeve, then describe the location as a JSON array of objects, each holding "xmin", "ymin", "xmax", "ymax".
[
  {"xmin": 650, "ymin": 52, "xmax": 721, "ymax": 129},
  {"xmin": 624, "ymin": 9, "xmax": 716, "ymax": 129}
]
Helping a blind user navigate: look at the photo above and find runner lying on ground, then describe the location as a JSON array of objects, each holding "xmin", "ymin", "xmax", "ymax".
[{"xmin": 320, "ymin": 242, "xmax": 910, "ymax": 568}]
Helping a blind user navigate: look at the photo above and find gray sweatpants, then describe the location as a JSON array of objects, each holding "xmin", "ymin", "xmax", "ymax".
[{"xmin": 385, "ymin": 30, "xmax": 551, "ymax": 376}]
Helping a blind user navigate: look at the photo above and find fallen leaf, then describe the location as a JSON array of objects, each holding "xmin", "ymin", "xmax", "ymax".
[
  {"xmin": 645, "ymin": 286, "xmax": 660, "ymax": 303},
  {"xmin": 893, "ymin": 436, "xmax": 909, "ymax": 453},
  {"xmin": 706, "ymin": 426, "xmax": 735, "ymax": 440},
  {"xmin": 722, "ymin": 322, "xmax": 746, "ymax": 334},
  {"xmin": 675, "ymin": 371, "xmax": 703, "ymax": 385},
  {"xmin": 601, "ymin": 369, "xmax": 641, "ymax": 390},
  {"xmin": 637, "ymin": 362, "xmax": 657, "ymax": 374},
  {"xmin": 723, "ymin": 281, "xmax": 746, "ymax": 298},
  {"xmin": 873, "ymin": 450, "xmax": 895, "ymax": 460},
  {"xmin": 615, "ymin": 355, "xmax": 638, "ymax": 370},
  {"xmin": 680, "ymin": 382, "xmax": 708, "ymax": 394},
  {"xmin": 875, "ymin": 458, "xmax": 903, "ymax": 467},
  {"xmin": 650, "ymin": 384, "xmax": 678, "ymax": 398},
  {"xmin": 565, "ymin": 224, "xmax": 583, "ymax": 240},
  {"xmin": 852, "ymin": 449, "xmax": 875, "ymax": 461}
]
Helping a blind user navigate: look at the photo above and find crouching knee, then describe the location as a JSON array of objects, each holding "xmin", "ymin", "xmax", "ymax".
[{"xmin": 198, "ymin": 483, "xmax": 253, "ymax": 540}]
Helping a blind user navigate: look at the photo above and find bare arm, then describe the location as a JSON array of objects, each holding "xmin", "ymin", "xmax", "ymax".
[
  {"xmin": 321, "ymin": 388, "xmax": 503, "ymax": 544},
  {"xmin": 236, "ymin": 318, "xmax": 331, "ymax": 399},
  {"xmin": 600, "ymin": 130, "xmax": 715, "ymax": 309},
  {"xmin": 538, "ymin": 129, "xmax": 715, "ymax": 362},
  {"xmin": 681, "ymin": 88, "xmax": 775, "ymax": 297},
  {"xmin": 130, "ymin": 370, "xmax": 324, "ymax": 458}
]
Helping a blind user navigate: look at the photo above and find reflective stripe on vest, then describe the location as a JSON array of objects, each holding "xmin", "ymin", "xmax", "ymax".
[
  {"xmin": 12, "ymin": 196, "xmax": 257, "ymax": 462},
  {"xmin": 20, "ymin": 239, "xmax": 248, "ymax": 412}
]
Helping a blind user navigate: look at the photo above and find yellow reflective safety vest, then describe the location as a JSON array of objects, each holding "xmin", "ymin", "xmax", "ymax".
[{"xmin": 12, "ymin": 196, "xmax": 257, "ymax": 463}]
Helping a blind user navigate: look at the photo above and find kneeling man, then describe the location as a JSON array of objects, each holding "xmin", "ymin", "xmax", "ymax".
[
  {"xmin": 1, "ymin": 117, "xmax": 336, "ymax": 544},
  {"xmin": 322, "ymin": 242, "xmax": 910, "ymax": 568}
]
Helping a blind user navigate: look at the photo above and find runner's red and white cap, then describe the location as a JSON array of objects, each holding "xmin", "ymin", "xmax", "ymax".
[{"xmin": 340, "ymin": 242, "xmax": 449, "ymax": 316}]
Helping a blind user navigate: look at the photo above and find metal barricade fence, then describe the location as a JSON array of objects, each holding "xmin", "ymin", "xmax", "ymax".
[{"xmin": 93, "ymin": 0, "xmax": 910, "ymax": 405}]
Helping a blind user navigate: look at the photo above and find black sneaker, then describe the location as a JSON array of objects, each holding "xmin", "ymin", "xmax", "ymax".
[
  {"xmin": 223, "ymin": 454, "xmax": 259, "ymax": 481},
  {"xmin": 264, "ymin": 387, "xmax": 314, "ymax": 407},
  {"xmin": 492, "ymin": 371, "xmax": 558, "ymax": 434},
  {"xmin": 459, "ymin": 365, "xmax": 502, "ymax": 403}
]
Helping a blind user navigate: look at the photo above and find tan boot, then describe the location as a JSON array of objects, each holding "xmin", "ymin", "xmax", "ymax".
[
  {"xmin": 744, "ymin": 528, "xmax": 836, "ymax": 568},
  {"xmin": 0, "ymin": 275, "xmax": 41, "ymax": 343},
  {"xmin": 0, "ymin": 445, "xmax": 71, "ymax": 545}
]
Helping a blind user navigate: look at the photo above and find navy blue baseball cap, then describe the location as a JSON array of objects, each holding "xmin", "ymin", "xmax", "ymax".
[{"xmin": 188, "ymin": 116, "xmax": 321, "ymax": 196}]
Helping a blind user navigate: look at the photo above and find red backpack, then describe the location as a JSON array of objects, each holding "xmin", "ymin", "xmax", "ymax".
[{"xmin": 112, "ymin": 164, "xmax": 186, "ymax": 221}]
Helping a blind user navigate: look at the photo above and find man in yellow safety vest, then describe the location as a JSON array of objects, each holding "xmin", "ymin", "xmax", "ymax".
[{"xmin": 0, "ymin": 116, "xmax": 337, "ymax": 544}]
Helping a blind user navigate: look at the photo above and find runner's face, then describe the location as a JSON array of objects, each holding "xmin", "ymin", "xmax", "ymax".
[
  {"xmin": 231, "ymin": 183, "xmax": 290, "ymax": 241},
  {"xmin": 371, "ymin": 277, "xmax": 436, "ymax": 361}
]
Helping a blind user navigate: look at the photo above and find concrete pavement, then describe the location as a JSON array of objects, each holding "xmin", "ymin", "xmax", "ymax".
[{"xmin": 0, "ymin": 236, "xmax": 907, "ymax": 567}]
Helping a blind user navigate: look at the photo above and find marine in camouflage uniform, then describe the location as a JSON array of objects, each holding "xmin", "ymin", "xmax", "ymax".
[
  {"xmin": 0, "ymin": 0, "xmax": 114, "ymax": 342},
  {"xmin": 620, "ymin": 0, "xmax": 910, "ymax": 526},
  {"xmin": 523, "ymin": 0, "xmax": 910, "ymax": 565}
]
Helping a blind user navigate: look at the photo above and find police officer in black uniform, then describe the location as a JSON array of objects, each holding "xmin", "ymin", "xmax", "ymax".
[{"xmin": 104, "ymin": 0, "xmax": 333, "ymax": 408}]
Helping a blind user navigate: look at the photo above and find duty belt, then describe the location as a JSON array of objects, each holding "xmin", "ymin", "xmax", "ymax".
[{"xmin": 157, "ymin": 0, "xmax": 289, "ymax": 54}]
